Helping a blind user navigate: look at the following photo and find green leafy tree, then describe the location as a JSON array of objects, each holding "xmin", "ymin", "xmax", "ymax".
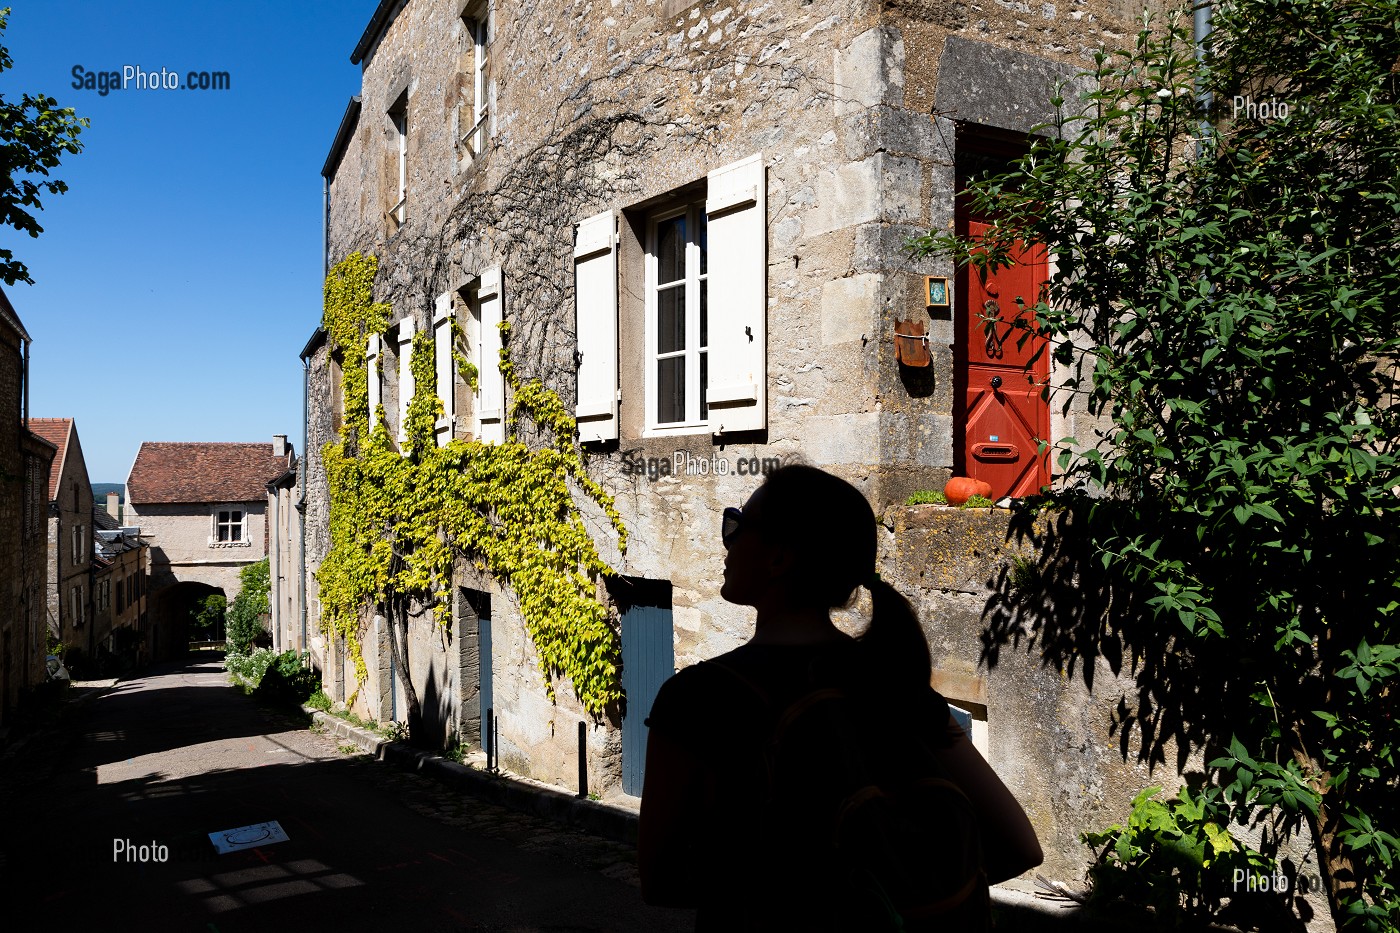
[
  {"xmin": 912, "ymin": 3, "xmax": 1399, "ymax": 928},
  {"xmin": 191, "ymin": 593, "xmax": 226, "ymax": 640},
  {"xmin": 0, "ymin": 6, "xmax": 86, "ymax": 286},
  {"xmin": 226, "ymin": 559, "xmax": 270, "ymax": 655}
]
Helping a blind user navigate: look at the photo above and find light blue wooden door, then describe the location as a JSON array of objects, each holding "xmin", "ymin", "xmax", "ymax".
[
  {"xmin": 477, "ymin": 595, "xmax": 493, "ymax": 732},
  {"xmin": 621, "ymin": 601, "xmax": 673, "ymax": 796}
]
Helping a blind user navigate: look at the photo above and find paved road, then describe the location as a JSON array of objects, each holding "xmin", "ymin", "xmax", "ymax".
[{"xmin": 0, "ymin": 654, "xmax": 695, "ymax": 932}]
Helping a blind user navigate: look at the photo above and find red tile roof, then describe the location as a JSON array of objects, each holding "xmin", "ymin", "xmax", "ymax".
[
  {"xmin": 127, "ymin": 442, "xmax": 293, "ymax": 505},
  {"xmin": 27, "ymin": 418, "xmax": 72, "ymax": 501}
]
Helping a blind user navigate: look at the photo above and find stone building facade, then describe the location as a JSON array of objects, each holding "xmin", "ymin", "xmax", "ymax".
[
  {"xmin": 0, "ymin": 290, "xmax": 55, "ymax": 725},
  {"xmin": 306, "ymin": 0, "xmax": 1194, "ymax": 879},
  {"xmin": 265, "ymin": 459, "xmax": 306, "ymax": 655},
  {"xmin": 28, "ymin": 418, "xmax": 94, "ymax": 667},
  {"xmin": 91, "ymin": 508, "xmax": 150, "ymax": 672},
  {"xmin": 126, "ymin": 438, "xmax": 294, "ymax": 659}
]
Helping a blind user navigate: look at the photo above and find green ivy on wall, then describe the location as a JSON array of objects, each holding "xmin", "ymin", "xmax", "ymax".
[{"xmin": 316, "ymin": 252, "xmax": 628, "ymax": 715}]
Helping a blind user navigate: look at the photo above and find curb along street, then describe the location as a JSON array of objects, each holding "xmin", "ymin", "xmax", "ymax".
[
  {"xmin": 310, "ymin": 708, "xmax": 642, "ymax": 846},
  {"xmin": 307, "ymin": 708, "xmax": 1169, "ymax": 932}
]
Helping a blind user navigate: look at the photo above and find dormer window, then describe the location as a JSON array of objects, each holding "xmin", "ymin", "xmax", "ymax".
[
  {"xmin": 458, "ymin": 5, "xmax": 491, "ymax": 160},
  {"xmin": 388, "ymin": 93, "xmax": 408, "ymax": 232}
]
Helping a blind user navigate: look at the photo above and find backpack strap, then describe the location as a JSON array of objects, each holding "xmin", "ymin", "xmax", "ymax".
[{"xmin": 703, "ymin": 659, "xmax": 772, "ymax": 709}]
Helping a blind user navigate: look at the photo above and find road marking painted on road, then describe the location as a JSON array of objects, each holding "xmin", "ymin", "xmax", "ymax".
[{"xmin": 208, "ymin": 821, "xmax": 289, "ymax": 855}]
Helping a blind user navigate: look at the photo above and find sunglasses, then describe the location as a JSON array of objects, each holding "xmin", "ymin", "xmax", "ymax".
[{"xmin": 721, "ymin": 506, "xmax": 745, "ymax": 547}]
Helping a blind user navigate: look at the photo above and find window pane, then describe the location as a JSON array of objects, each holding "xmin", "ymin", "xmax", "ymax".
[
  {"xmin": 658, "ymin": 286, "xmax": 685, "ymax": 354},
  {"xmin": 230, "ymin": 523, "xmax": 242, "ymax": 543},
  {"xmin": 700, "ymin": 352, "xmax": 708, "ymax": 419},
  {"xmin": 698, "ymin": 211, "xmax": 707, "ymax": 275},
  {"xmin": 700, "ymin": 279, "xmax": 707, "ymax": 349},
  {"xmin": 658, "ymin": 356, "xmax": 685, "ymax": 424},
  {"xmin": 657, "ymin": 216, "xmax": 685, "ymax": 285}
]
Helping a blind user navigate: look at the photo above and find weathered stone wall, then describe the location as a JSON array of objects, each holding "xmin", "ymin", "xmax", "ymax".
[
  {"xmin": 0, "ymin": 320, "xmax": 55, "ymax": 723},
  {"xmin": 315, "ymin": 0, "xmax": 1169, "ymax": 799},
  {"xmin": 127, "ymin": 501, "xmax": 267, "ymax": 591},
  {"xmin": 886, "ymin": 503, "xmax": 1333, "ymax": 928},
  {"xmin": 301, "ymin": 338, "xmax": 333, "ymax": 688}
]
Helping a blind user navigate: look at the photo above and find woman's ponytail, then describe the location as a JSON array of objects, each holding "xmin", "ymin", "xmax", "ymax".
[
  {"xmin": 754, "ymin": 464, "xmax": 933, "ymax": 693},
  {"xmin": 861, "ymin": 577, "xmax": 932, "ymax": 692}
]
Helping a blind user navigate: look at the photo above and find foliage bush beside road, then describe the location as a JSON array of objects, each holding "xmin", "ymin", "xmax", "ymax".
[
  {"xmin": 226, "ymin": 558, "xmax": 270, "ymax": 655},
  {"xmin": 224, "ymin": 648, "xmax": 320, "ymax": 706},
  {"xmin": 911, "ymin": 2, "xmax": 1399, "ymax": 928}
]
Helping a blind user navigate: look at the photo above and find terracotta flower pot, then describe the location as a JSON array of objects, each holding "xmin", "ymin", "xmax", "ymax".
[{"xmin": 944, "ymin": 476, "xmax": 993, "ymax": 506}]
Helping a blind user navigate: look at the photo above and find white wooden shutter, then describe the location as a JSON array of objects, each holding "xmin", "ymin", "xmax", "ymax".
[
  {"xmin": 574, "ymin": 210, "xmax": 618, "ymax": 442},
  {"xmin": 433, "ymin": 293, "xmax": 455, "ymax": 447},
  {"xmin": 705, "ymin": 153, "xmax": 767, "ymax": 434},
  {"xmin": 397, "ymin": 316, "xmax": 416, "ymax": 448},
  {"xmin": 366, "ymin": 334, "xmax": 381, "ymax": 430},
  {"xmin": 475, "ymin": 267, "xmax": 505, "ymax": 444}
]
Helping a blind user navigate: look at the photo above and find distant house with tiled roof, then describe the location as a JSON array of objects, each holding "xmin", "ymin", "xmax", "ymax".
[
  {"xmin": 126, "ymin": 436, "xmax": 294, "ymax": 659},
  {"xmin": 1, "ymin": 288, "xmax": 56, "ymax": 724},
  {"xmin": 90, "ymin": 521, "xmax": 149, "ymax": 673},
  {"xmin": 28, "ymin": 418, "xmax": 94, "ymax": 668}
]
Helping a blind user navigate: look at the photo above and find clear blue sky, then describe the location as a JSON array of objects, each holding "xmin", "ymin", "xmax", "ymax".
[{"xmin": 0, "ymin": 0, "xmax": 377, "ymax": 482}]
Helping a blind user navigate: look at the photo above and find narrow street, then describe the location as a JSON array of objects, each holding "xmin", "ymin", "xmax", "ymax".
[{"xmin": 0, "ymin": 654, "xmax": 694, "ymax": 932}]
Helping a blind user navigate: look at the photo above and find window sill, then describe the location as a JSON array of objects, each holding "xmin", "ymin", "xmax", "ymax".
[
  {"xmin": 641, "ymin": 422, "xmax": 713, "ymax": 439},
  {"xmin": 210, "ymin": 541, "xmax": 252, "ymax": 549}
]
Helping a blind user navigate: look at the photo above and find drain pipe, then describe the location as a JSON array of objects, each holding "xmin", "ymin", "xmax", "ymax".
[
  {"xmin": 1194, "ymin": 1, "xmax": 1213, "ymax": 153},
  {"xmin": 298, "ymin": 355, "xmax": 309, "ymax": 653}
]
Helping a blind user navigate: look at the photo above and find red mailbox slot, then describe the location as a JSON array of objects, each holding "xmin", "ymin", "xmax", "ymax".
[{"xmin": 972, "ymin": 443, "xmax": 1019, "ymax": 461}]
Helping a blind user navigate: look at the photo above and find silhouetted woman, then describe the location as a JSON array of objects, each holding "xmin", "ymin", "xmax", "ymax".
[{"xmin": 639, "ymin": 464, "xmax": 1042, "ymax": 931}]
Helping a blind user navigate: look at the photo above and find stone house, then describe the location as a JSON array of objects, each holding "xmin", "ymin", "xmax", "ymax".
[
  {"xmin": 126, "ymin": 437, "xmax": 294, "ymax": 659},
  {"xmin": 0, "ymin": 289, "xmax": 56, "ymax": 725},
  {"xmin": 27, "ymin": 418, "xmax": 94, "ymax": 670},
  {"xmin": 91, "ymin": 500, "xmax": 150, "ymax": 672},
  {"xmin": 265, "ymin": 458, "xmax": 306, "ymax": 656},
  {"xmin": 304, "ymin": 0, "xmax": 1208, "ymax": 884}
]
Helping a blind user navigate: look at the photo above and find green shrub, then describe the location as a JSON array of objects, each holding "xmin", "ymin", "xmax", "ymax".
[
  {"xmin": 961, "ymin": 494, "xmax": 994, "ymax": 509},
  {"xmin": 253, "ymin": 651, "xmax": 321, "ymax": 706},
  {"xmin": 305, "ymin": 690, "xmax": 332, "ymax": 711},
  {"xmin": 1082, "ymin": 785, "xmax": 1274, "ymax": 923},
  {"xmin": 906, "ymin": 490, "xmax": 947, "ymax": 505},
  {"xmin": 224, "ymin": 647, "xmax": 277, "ymax": 689},
  {"xmin": 225, "ymin": 558, "xmax": 270, "ymax": 655}
]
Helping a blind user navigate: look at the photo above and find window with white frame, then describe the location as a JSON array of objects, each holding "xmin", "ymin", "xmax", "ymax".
[
  {"xmin": 72, "ymin": 524, "xmax": 84, "ymax": 563},
  {"xmin": 366, "ymin": 334, "xmax": 382, "ymax": 431},
  {"xmin": 388, "ymin": 96, "xmax": 408, "ymax": 232},
  {"xmin": 433, "ymin": 293, "xmax": 457, "ymax": 447},
  {"xmin": 648, "ymin": 203, "xmax": 709, "ymax": 428},
  {"xmin": 459, "ymin": 7, "xmax": 491, "ymax": 158},
  {"xmin": 71, "ymin": 586, "xmax": 83, "ymax": 628},
  {"xmin": 397, "ymin": 317, "xmax": 416, "ymax": 448},
  {"xmin": 468, "ymin": 269, "xmax": 505, "ymax": 444},
  {"xmin": 214, "ymin": 508, "xmax": 246, "ymax": 543},
  {"xmin": 574, "ymin": 152, "xmax": 767, "ymax": 441}
]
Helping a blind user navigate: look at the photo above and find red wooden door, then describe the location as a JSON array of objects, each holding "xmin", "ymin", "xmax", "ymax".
[{"xmin": 958, "ymin": 221, "xmax": 1050, "ymax": 499}]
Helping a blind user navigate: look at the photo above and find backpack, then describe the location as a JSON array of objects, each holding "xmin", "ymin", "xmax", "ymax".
[{"xmin": 708, "ymin": 659, "xmax": 990, "ymax": 933}]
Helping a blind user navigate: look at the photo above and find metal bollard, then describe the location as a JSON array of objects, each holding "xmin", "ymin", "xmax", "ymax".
[
  {"xmin": 485, "ymin": 707, "xmax": 495, "ymax": 772},
  {"xmin": 577, "ymin": 720, "xmax": 588, "ymax": 799}
]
